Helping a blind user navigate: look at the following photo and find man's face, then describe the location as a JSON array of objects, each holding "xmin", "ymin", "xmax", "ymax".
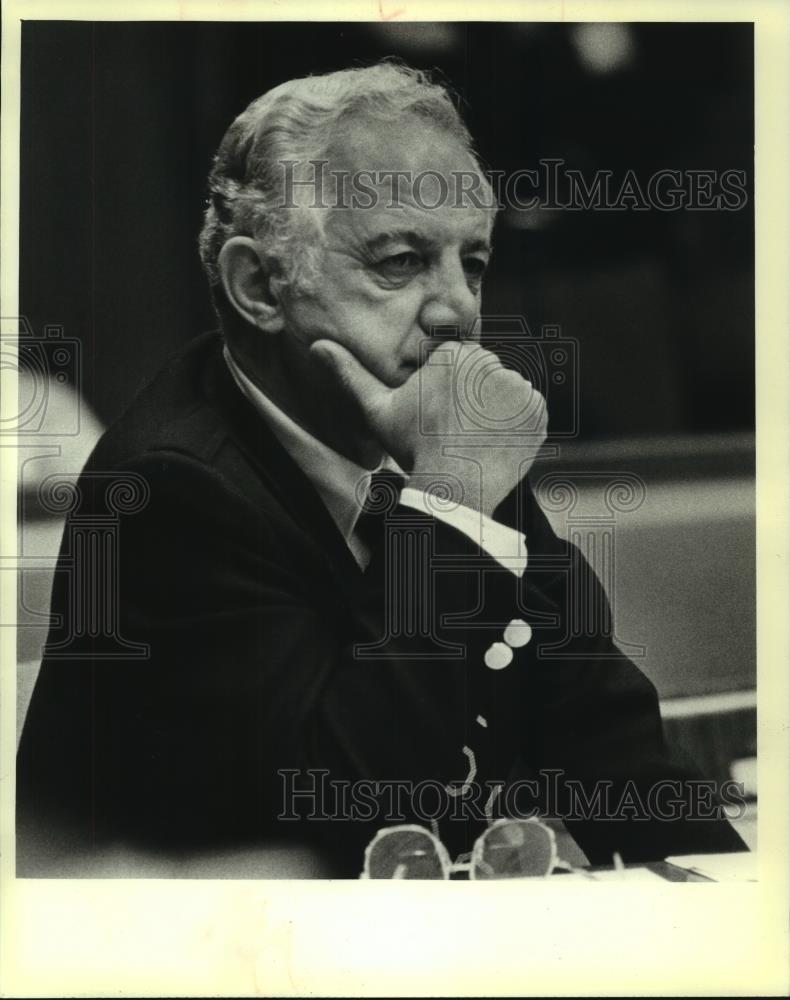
[{"xmin": 278, "ymin": 114, "xmax": 494, "ymax": 390}]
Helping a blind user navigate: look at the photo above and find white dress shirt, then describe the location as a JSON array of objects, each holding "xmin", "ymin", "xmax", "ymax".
[{"xmin": 223, "ymin": 347, "xmax": 527, "ymax": 576}]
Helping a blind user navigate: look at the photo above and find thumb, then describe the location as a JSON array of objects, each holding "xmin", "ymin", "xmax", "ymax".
[{"xmin": 310, "ymin": 339, "xmax": 390, "ymax": 424}]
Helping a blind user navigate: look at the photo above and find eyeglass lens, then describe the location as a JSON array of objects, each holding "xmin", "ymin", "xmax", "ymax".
[
  {"xmin": 472, "ymin": 820, "xmax": 555, "ymax": 879},
  {"xmin": 365, "ymin": 828, "xmax": 447, "ymax": 879}
]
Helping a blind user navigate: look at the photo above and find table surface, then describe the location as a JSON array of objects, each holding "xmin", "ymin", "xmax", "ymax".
[{"xmin": 599, "ymin": 861, "xmax": 713, "ymax": 882}]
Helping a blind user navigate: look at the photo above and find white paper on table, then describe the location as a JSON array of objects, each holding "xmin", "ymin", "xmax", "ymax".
[
  {"xmin": 665, "ymin": 851, "xmax": 758, "ymax": 882},
  {"xmin": 585, "ymin": 867, "xmax": 667, "ymax": 882},
  {"xmin": 556, "ymin": 867, "xmax": 666, "ymax": 883}
]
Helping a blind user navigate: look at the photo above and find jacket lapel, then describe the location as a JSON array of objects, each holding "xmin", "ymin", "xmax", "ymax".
[{"xmin": 203, "ymin": 334, "xmax": 367, "ymax": 592}]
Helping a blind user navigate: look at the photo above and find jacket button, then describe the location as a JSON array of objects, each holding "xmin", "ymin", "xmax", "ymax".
[
  {"xmin": 484, "ymin": 642, "xmax": 513, "ymax": 671},
  {"xmin": 504, "ymin": 619, "xmax": 532, "ymax": 648}
]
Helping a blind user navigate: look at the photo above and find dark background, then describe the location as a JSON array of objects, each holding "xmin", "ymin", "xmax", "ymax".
[{"xmin": 20, "ymin": 20, "xmax": 754, "ymax": 442}]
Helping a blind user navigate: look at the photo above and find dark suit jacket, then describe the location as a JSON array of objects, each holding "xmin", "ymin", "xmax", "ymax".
[{"xmin": 17, "ymin": 331, "xmax": 745, "ymax": 875}]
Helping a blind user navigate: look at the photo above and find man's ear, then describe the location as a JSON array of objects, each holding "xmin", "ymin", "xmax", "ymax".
[{"xmin": 217, "ymin": 237, "xmax": 286, "ymax": 333}]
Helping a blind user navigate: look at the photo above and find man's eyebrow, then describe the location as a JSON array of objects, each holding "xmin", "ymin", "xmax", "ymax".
[
  {"xmin": 363, "ymin": 229, "xmax": 430, "ymax": 254},
  {"xmin": 462, "ymin": 237, "xmax": 493, "ymax": 256},
  {"xmin": 363, "ymin": 230, "xmax": 492, "ymax": 255}
]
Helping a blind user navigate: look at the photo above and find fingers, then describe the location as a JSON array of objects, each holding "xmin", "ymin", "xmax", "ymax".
[{"xmin": 310, "ymin": 339, "xmax": 390, "ymax": 423}]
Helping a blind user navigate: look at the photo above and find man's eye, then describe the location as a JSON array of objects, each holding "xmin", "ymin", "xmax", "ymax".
[
  {"xmin": 463, "ymin": 257, "xmax": 488, "ymax": 291},
  {"xmin": 375, "ymin": 252, "xmax": 423, "ymax": 279},
  {"xmin": 463, "ymin": 256, "xmax": 488, "ymax": 278}
]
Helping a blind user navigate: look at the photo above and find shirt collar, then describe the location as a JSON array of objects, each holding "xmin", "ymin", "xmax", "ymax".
[{"xmin": 223, "ymin": 345, "xmax": 404, "ymax": 543}]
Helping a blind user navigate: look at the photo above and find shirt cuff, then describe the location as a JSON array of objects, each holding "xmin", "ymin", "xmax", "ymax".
[{"xmin": 399, "ymin": 487, "xmax": 528, "ymax": 577}]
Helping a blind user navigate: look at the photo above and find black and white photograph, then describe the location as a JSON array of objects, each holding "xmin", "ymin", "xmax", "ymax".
[{"xmin": 1, "ymin": 3, "xmax": 788, "ymax": 996}]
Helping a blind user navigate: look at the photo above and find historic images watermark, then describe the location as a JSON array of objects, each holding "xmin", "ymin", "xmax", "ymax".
[
  {"xmin": 278, "ymin": 158, "xmax": 749, "ymax": 213},
  {"xmin": 278, "ymin": 768, "xmax": 748, "ymax": 824},
  {"xmin": 4, "ymin": 316, "xmax": 151, "ymax": 662}
]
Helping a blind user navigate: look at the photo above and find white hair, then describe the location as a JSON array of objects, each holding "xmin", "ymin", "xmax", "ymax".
[{"xmin": 198, "ymin": 60, "xmax": 491, "ymax": 320}]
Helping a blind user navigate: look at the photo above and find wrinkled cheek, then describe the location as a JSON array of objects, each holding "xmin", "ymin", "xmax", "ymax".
[{"xmin": 284, "ymin": 298, "xmax": 338, "ymax": 346}]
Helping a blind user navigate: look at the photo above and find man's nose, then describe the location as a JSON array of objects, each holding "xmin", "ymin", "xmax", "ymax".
[{"xmin": 418, "ymin": 258, "xmax": 479, "ymax": 342}]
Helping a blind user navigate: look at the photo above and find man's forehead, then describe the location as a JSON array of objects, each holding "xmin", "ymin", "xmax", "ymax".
[
  {"xmin": 328, "ymin": 111, "xmax": 479, "ymax": 178},
  {"xmin": 321, "ymin": 114, "xmax": 494, "ymax": 246},
  {"xmin": 328, "ymin": 201, "xmax": 493, "ymax": 251}
]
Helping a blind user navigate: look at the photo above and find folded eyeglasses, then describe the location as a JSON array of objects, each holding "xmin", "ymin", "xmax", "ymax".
[{"xmin": 361, "ymin": 817, "xmax": 579, "ymax": 880}]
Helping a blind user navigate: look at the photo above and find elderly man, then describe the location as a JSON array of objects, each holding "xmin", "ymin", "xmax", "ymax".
[{"xmin": 17, "ymin": 61, "xmax": 744, "ymax": 876}]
